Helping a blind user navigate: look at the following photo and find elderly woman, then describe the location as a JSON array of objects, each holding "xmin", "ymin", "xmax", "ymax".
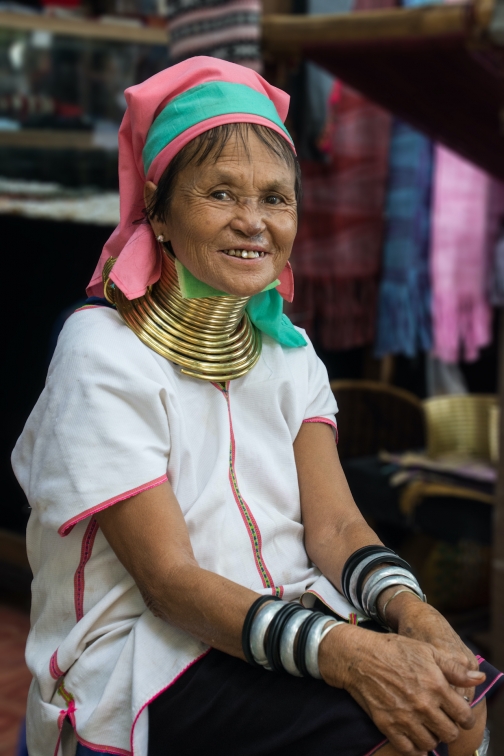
[{"xmin": 13, "ymin": 57, "xmax": 500, "ymax": 756}]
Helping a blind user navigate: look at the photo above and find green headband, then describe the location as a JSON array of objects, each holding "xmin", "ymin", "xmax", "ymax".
[{"xmin": 142, "ymin": 81, "xmax": 293, "ymax": 174}]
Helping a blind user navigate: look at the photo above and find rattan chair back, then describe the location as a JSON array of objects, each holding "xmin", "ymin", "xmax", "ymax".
[
  {"xmin": 330, "ymin": 380, "xmax": 425, "ymax": 460},
  {"xmin": 423, "ymin": 394, "xmax": 498, "ymax": 461}
]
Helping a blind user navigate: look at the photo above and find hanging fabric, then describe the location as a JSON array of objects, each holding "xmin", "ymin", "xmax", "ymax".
[
  {"xmin": 374, "ymin": 0, "xmax": 435, "ymax": 360},
  {"xmin": 374, "ymin": 123, "xmax": 433, "ymax": 358},
  {"xmin": 167, "ymin": 0, "xmax": 262, "ymax": 72},
  {"xmin": 290, "ymin": 0, "xmax": 393, "ymax": 352},
  {"xmin": 430, "ymin": 148, "xmax": 504, "ymax": 362}
]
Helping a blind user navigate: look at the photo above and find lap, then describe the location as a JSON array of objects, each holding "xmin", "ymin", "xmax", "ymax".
[
  {"xmin": 148, "ymin": 637, "xmax": 501, "ymax": 756},
  {"xmin": 148, "ymin": 647, "xmax": 387, "ymax": 756}
]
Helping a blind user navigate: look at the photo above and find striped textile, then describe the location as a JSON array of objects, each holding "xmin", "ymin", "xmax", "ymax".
[
  {"xmin": 167, "ymin": 0, "xmax": 262, "ymax": 71},
  {"xmin": 290, "ymin": 0, "xmax": 394, "ymax": 352}
]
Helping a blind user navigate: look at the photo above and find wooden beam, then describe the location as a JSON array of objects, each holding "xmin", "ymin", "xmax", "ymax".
[
  {"xmin": 0, "ymin": 130, "xmax": 97, "ymax": 150},
  {"xmin": 262, "ymin": 4, "xmax": 473, "ymax": 52},
  {"xmin": 0, "ymin": 11, "xmax": 167, "ymax": 44}
]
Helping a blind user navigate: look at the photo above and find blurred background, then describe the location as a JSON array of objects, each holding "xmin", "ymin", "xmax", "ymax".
[{"xmin": 2, "ymin": 0, "xmax": 504, "ymax": 751}]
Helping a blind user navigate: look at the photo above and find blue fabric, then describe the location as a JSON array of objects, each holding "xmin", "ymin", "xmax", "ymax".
[
  {"xmin": 374, "ymin": 120, "xmax": 434, "ymax": 358},
  {"xmin": 16, "ymin": 718, "xmax": 28, "ymax": 756},
  {"xmin": 76, "ymin": 745, "xmax": 108, "ymax": 756},
  {"xmin": 374, "ymin": 0, "xmax": 436, "ymax": 358}
]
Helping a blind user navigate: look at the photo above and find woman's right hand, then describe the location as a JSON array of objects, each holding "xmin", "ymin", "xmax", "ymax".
[{"xmin": 318, "ymin": 624, "xmax": 483, "ymax": 756}]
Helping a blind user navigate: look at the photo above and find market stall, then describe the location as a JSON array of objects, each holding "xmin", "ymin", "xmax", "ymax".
[{"xmin": 262, "ymin": 1, "xmax": 504, "ymax": 746}]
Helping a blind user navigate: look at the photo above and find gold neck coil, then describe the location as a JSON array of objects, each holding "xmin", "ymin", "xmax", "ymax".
[{"xmin": 102, "ymin": 252, "xmax": 262, "ymax": 382}]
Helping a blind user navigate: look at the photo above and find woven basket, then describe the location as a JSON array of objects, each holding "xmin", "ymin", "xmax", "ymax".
[{"xmin": 423, "ymin": 394, "xmax": 498, "ymax": 461}]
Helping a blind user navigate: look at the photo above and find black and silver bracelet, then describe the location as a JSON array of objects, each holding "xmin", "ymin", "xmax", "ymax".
[
  {"xmin": 341, "ymin": 545, "xmax": 426, "ymax": 627},
  {"xmin": 242, "ymin": 599, "xmax": 345, "ymax": 678}
]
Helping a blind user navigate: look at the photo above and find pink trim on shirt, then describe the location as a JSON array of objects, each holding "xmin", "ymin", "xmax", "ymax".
[
  {"xmin": 472, "ymin": 671, "xmax": 504, "ymax": 707},
  {"xmin": 49, "ymin": 649, "xmax": 65, "ymax": 680},
  {"xmin": 74, "ymin": 305, "xmax": 107, "ymax": 313},
  {"xmin": 130, "ymin": 649, "xmax": 211, "ymax": 755},
  {"xmin": 362, "ymin": 740, "xmax": 387, "ymax": 756},
  {"xmin": 213, "ymin": 381, "xmax": 278, "ymax": 595},
  {"xmin": 58, "ymin": 475, "xmax": 168, "ymax": 536},
  {"xmin": 76, "ymin": 735, "xmax": 131, "ymax": 756},
  {"xmin": 74, "ymin": 518, "xmax": 99, "ymax": 622},
  {"xmin": 303, "ymin": 416, "xmax": 338, "ymax": 443}
]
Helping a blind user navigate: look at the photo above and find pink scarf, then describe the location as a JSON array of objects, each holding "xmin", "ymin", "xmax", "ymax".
[
  {"xmin": 86, "ymin": 57, "xmax": 292, "ymax": 301},
  {"xmin": 430, "ymin": 148, "xmax": 504, "ymax": 362}
]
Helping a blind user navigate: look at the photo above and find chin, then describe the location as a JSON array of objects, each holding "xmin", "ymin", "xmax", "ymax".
[{"xmin": 220, "ymin": 281, "xmax": 271, "ymax": 298}]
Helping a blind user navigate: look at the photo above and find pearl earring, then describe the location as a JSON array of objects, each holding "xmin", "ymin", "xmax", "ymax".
[{"xmin": 157, "ymin": 234, "xmax": 165, "ymax": 242}]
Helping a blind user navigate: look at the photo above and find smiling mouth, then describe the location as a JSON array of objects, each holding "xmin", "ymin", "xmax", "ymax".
[{"xmin": 221, "ymin": 249, "xmax": 265, "ymax": 259}]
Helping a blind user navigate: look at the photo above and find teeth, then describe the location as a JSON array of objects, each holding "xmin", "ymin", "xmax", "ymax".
[{"xmin": 223, "ymin": 249, "xmax": 263, "ymax": 258}]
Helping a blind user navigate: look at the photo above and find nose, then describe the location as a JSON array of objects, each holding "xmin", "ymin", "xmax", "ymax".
[{"xmin": 229, "ymin": 199, "xmax": 266, "ymax": 238}]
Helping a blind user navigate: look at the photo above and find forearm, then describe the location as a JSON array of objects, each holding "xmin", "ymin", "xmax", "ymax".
[
  {"xmin": 95, "ymin": 484, "xmax": 259, "ymax": 660},
  {"xmin": 139, "ymin": 559, "xmax": 258, "ymax": 658},
  {"xmin": 294, "ymin": 422, "xmax": 382, "ymax": 591}
]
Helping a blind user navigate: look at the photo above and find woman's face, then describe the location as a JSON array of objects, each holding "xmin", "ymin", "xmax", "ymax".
[{"xmin": 144, "ymin": 129, "xmax": 298, "ymax": 298}]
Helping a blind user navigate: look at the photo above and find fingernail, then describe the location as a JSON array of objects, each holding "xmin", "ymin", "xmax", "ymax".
[{"xmin": 468, "ymin": 670, "xmax": 484, "ymax": 679}]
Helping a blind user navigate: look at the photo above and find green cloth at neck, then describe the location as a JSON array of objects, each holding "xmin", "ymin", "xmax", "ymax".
[{"xmin": 175, "ymin": 260, "xmax": 306, "ymax": 349}]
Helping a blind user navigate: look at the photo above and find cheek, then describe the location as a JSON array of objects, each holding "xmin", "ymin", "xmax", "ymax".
[{"xmin": 271, "ymin": 212, "xmax": 298, "ymax": 249}]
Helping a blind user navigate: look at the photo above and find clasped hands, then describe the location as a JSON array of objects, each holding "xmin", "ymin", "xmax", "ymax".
[{"xmin": 319, "ymin": 592, "xmax": 486, "ymax": 756}]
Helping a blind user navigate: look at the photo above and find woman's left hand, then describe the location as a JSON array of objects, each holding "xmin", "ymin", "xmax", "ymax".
[{"xmin": 390, "ymin": 592, "xmax": 482, "ymax": 702}]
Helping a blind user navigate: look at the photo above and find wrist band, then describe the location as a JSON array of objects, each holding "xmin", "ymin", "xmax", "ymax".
[
  {"xmin": 249, "ymin": 599, "xmax": 285, "ymax": 668},
  {"xmin": 279, "ymin": 609, "xmax": 312, "ymax": 676},
  {"xmin": 348, "ymin": 553, "xmax": 389, "ymax": 609},
  {"xmin": 266, "ymin": 603, "xmax": 305, "ymax": 672},
  {"xmin": 341, "ymin": 545, "xmax": 424, "ymax": 625},
  {"xmin": 296, "ymin": 611, "xmax": 325, "ymax": 677},
  {"xmin": 242, "ymin": 595, "xmax": 281, "ymax": 667},
  {"xmin": 342, "ymin": 545, "xmax": 395, "ymax": 600},
  {"xmin": 365, "ymin": 576, "xmax": 422, "ymax": 623},
  {"xmin": 361, "ymin": 566, "xmax": 420, "ymax": 616},
  {"xmin": 305, "ymin": 615, "xmax": 332, "ymax": 679},
  {"xmin": 355, "ymin": 555, "xmax": 413, "ymax": 610},
  {"xmin": 380, "ymin": 587, "xmax": 424, "ymax": 627}
]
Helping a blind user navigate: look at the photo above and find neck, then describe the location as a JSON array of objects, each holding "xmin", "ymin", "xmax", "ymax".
[{"xmin": 103, "ymin": 251, "xmax": 262, "ymax": 381}]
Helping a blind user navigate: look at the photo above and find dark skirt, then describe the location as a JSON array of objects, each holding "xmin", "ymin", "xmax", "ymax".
[{"xmin": 148, "ymin": 639, "xmax": 502, "ymax": 756}]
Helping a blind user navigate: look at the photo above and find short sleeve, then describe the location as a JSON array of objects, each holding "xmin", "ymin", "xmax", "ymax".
[
  {"xmin": 12, "ymin": 308, "xmax": 171, "ymax": 535},
  {"xmin": 302, "ymin": 338, "xmax": 338, "ymax": 435}
]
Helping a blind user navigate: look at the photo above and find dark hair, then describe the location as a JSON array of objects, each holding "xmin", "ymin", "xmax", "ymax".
[{"xmin": 145, "ymin": 122, "xmax": 301, "ymax": 223}]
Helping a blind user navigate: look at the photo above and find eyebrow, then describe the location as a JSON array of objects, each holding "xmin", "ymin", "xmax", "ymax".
[{"xmin": 208, "ymin": 169, "xmax": 294, "ymax": 193}]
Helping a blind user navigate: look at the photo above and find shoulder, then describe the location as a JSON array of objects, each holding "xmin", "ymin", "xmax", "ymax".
[
  {"xmin": 261, "ymin": 327, "xmax": 323, "ymax": 375},
  {"xmin": 53, "ymin": 305, "xmax": 169, "ymax": 382}
]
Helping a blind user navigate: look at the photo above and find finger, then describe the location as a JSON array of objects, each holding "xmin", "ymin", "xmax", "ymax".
[
  {"xmin": 453, "ymin": 686, "xmax": 475, "ymax": 703},
  {"xmin": 441, "ymin": 687, "xmax": 477, "ymax": 731},
  {"xmin": 402, "ymin": 723, "xmax": 439, "ymax": 753},
  {"xmin": 434, "ymin": 652, "xmax": 485, "ymax": 690},
  {"xmin": 418, "ymin": 706, "xmax": 460, "ymax": 745},
  {"xmin": 386, "ymin": 728, "xmax": 430, "ymax": 756}
]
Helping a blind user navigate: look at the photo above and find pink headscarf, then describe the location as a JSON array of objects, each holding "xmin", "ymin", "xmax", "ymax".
[{"xmin": 87, "ymin": 56, "xmax": 294, "ymax": 301}]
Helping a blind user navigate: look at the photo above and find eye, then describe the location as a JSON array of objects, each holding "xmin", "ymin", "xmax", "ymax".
[
  {"xmin": 264, "ymin": 195, "xmax": 283, "ymax": 205},
  {"xmin": 212, "ymin": 190, "xmax": 231, "ymax": 201}
]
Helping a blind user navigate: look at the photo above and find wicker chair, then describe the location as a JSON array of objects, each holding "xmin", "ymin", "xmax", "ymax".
[
  {"xmin": 423, "ymin": 394, "xmax": 498, "ymax": 461},
  {"xmin": 330, "ymin": 380, "xmax": 426, "ymax": 460}
]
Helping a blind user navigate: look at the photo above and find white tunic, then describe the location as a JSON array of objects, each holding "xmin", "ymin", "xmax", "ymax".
[{"xmin": 12, "ymin": 305, "xmax": 357, "ymax": 756}]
